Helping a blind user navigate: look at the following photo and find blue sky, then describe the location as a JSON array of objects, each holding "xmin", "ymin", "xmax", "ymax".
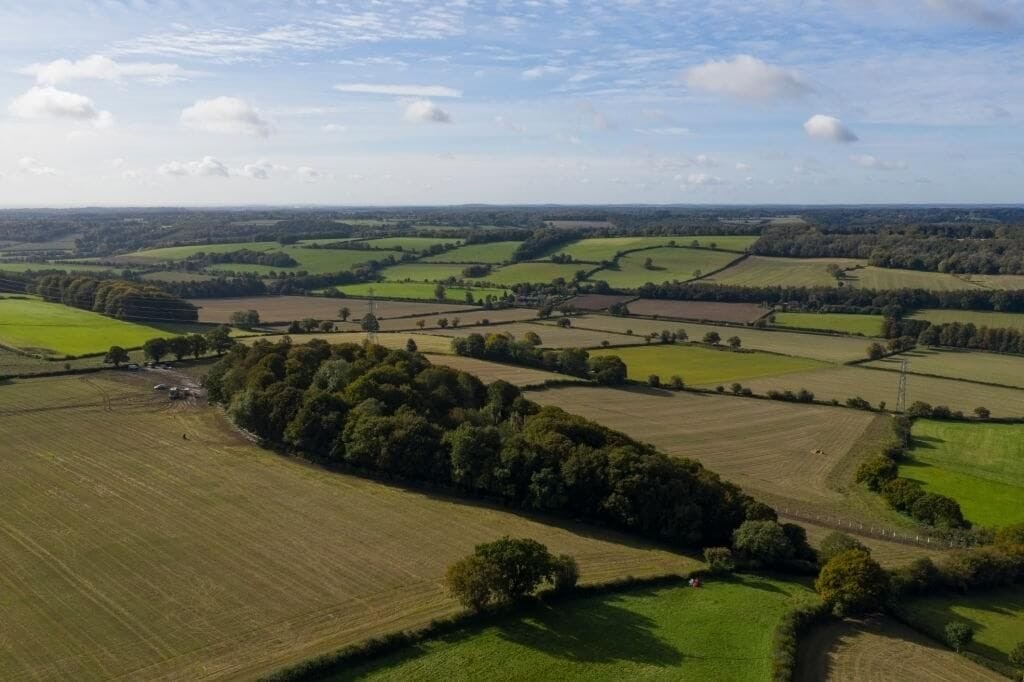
[{"xmin": 0, "ymin": 0, "xmax": 1021, "ymax": 206}]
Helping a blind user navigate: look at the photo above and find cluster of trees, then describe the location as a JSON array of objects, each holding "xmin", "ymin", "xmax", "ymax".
[
  {"xmin": 184, "ymin": 249, "xmax": 298, "ymax": 268},
  {"xmin": 205, "ymin": 339, "xmax": 760, "ymax": 548},
  {"xmin": 139, "ymin": 326, "xmax": 234, "ymax": 362},
  {"xmin": 461, "ymin": 264, "xmax": 492, "ymax": 278},
  {"xmin": 511, "ymin": 228, "xmax": 587, "ymax": 262},
  {"xmin": 449, "ymin": 331, "xmax": 627, "ymax": 384},
  {"xmin": 443, "ymin": 537, "xmax": 578, "ymax": 610},
  {"xmin": 286, "ymin": 318, "xmax": 336, "ymax": 333},
  {"xmin": 880, "ymin": 313, "xmax": 1024, "ymax": 356},
  {"xmin": 34, "ymin": 274, "xmax": 197, "ymax": 321}
]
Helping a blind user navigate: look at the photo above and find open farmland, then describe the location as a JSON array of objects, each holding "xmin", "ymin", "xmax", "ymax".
[
  {"xmin": 737, "ymin": 366, "xmax": 1024, "ymax": 417},
  {"xmin": 900, "ymin": 587, "xmax": 1024, "ymax": 669},
  {"xmin": 546, "ymin": 235, "xmax": 757, "ymax": 262},
  {"xmin": 589, "ymin": 247, "xmax": 741, "ymax": 289},
  {"xmin": 910, "ymin": 308, "xmax": 1024, "ymax": 331},
  {"xmin": 332, "ymin": 576, "xmax": 817, "ymax": 682},
  {"xmin": 432, "ymin": 321, "xmax": 645, "ymax": 350},
  {"xmin": 589, "ymin": 344, "xmax": 827, "ymax": 385},
  {"xmin": 555, "ymin": 317, "xmax": 870, "ymax": 363},
  {"xmin": 422, "ymin": 241, "xmax": 522, "ymax": 263},
  {"xmin": 0, "ymin": 298, "xmax": 172, "ymax": 356},
  {"xmin": 902, "ymin": 420, "xmax": 1024, "ymax": 527},
  {"xmin": 426, "ymin": 354, "xmax": 588, "ymax": 386},
  {"xmin": 621, "ymin": 299, "xmax": 768, "ymax": 324},
  {"xmin": 787, "ymin": 517, "xmax": 941, "ymax": 567},
  {"xmin": 329, "ymin": 282, "xmax": 508, "ymax": 303},
  {"xmin": 965, "ymin": 273, "xmax": 1024, "ymax": 290},
  {"xmin": 772, "ymin": 312, "xmax": 884, "ymax": 337},
  {"xmin": 867, "ymin": 347, "xmax": 1024, "ymax": 389},
  {"xmin": 189, "ymin": 296, "xmax": 478, "ymax": 323},
  {"xmin": 481, "ymin": 262, "xmax": 584, "ymax": 286},
  {"xmin": 703, "ymin": 256, "xmax": 866, "ymax": 287},
  {"xmin": 0, "ymin": 261, "xmax": 122, "ymax": 274},
  {"xmin": 0, "ymin": 374, "xmax": 696, "ymax": 680},
  {"xmin": 139, "ymin": 271, "xmax": 216, "ymax": 283},
  {"xmin": 245, "ymin": 332, "xmax": 456, "ymax": 354},
  {"xmin": 203, "ymin": 246, "xmax": 404, "ymax": 275},
  {"xmin": 563, "ymin": 293, "xmax": 637, "ymax": 311},
  {"xmin": 359, "ymin": 236, "xmax": 462, "ymax": 251},
  {"xmin": 118, "ymin": 241, "xmax": 282, "ymax": 261},
  {"xmin": 795, "ymin": 617, "xmax": 1003, "ymax": 682},
  {"xmin": 375, "ymin": 307, "xmax": 539, "ymax": 331},
  {"xmin": 527, "ymin": 385, "xmax": 879, "ymax": 509},
  {"xmin": 846, "ymin": 266, "xmax": 982, "ymax": 291},
  {"xmin": 380, "ymin": 262, "xmax": 482, "ymax": 282}
]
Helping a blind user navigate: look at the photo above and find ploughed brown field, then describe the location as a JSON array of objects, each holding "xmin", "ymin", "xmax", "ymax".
[
  {"xmin": 189, "ymin": 296, "xmax": 479, "ymax": 323},
  {"xmin": 564, "ymin": 293, "xmax": 638, "ymax": 311},
  {"xmin": 622, "ymin": 299, "xmax": 769, "ymax": 324}
]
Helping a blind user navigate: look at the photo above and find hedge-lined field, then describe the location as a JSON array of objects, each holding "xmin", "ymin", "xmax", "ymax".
[
  {"xmin": 422, "ymin": 241, "xmax": 522, "ymax": 263},
  {"xmin": 772, "ymin": 312, "xmax": 884, "ymax": 337},
  {"xmin": 866, "ymin": 348, "xmax": 1024, "ymax": 389},
  {"xmin": 589, "ymin": 247, "xmax": 740, "ymax": 289},
  {"xmin": 910, "ymin": 308, "xmax": 1024, "ymax": 332},
  {"xmin": 703, "ymin": 257, "xmax": 866, "ymax": 288}
]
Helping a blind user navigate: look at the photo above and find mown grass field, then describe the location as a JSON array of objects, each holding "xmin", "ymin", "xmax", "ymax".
[
  {"xmin": 422, "ymin": 241, "xmax": 522, "ymax": 263},
  {"xmin": 119, "ymin": 240, "xmax": 281, "ymax": 261},
  {"xmin": 867, "ymin": 347, "xmax": 1024, "ymax": 389},
  {"xmin": 965, "ymin": 273, "xmax": 1024, "ymax": 290},
  {"xmin": 910, "ymin": 308, "xmax": 1024, "ymax": 331},
  {"xmin": 589, "ymin": 247, "xmax": 740, "ymax": 289},
  {"xmin": 589, "ymin": 343, "xmax": 827, "ymax": 385},
  {"xmin": 622, "ymin": 299, "xmax": 767, "ymax": 324},
  {"xmin": 0, "ymin": 374, "xmax": 698, "ymax": 680},
  {"xmin": 376, "ymin": 307, "xmax": 539, "ymax": 331},
  {"xmin": 795, "ymin": 616, "xmax": 1003, "ymax": 682},
  {"xmin": 0, "ymin": 261, "xmax": 123, "ymax": 274},
  {"xmin": 359, "ymin": 236, "xmax": 462, "ymax": 251},
  {"xmin": 426, "ymin": 354, "xmax": 589, "ymax": 386},
  {"xmin": 847, "ymin": 266, "xmax": 982, "ymax": 292},
  {"xmin": 190, "ymin": 295, "xmax": 477, "ymax": 324},
  {"xmin": 380, "ymin": 262, "xmax": 483, "ymax": 282},
  {"xmin": 329, "ymin": 282, "xmax": 508, "ymax": 303},
  {"xmin": 433, "ymin": 321, "xmax": 646, "ymax": 350},
  {"xmin": 482, "ymin": 262, "xmax": 585, "ymax": 286},
  {"xmin": 703, "ymin": 256, "xmax": 865, "ymax": 288},
  {"xmin": 0, "ymin": 297, "xmax": 170, "ymax": 356},
  {"xmin": 558, "ymin": 315, "xmax": 870, "ymax": 363},
  {"xmin": 545, "ymin": 235, "xmax": 757, "ymax": 262},
  {"xmin": 901, "ymin": 587, "xmax": 1024, "ymax": 668},
  {"xmin": 772, "ymin": 312, "xmax": 883, "ymax": 336},
  {"xmin": 737, "ymin": 365, "xmax": 1024, "ymax": 418},
  {"xmin": 528, "ymin": 385, "xmax": 878, "ymax": 508},
  {"xmin": 244, "ymin": 332, "xmax": 457, "ymax": 354},
  {"xmin": 203, "ymin": 246, "xmax": 404, "ymax": 275},
  {"xmin": 332, "ymin": 575, "xmax": 817, "ymax": 682},
  {"xmin": 902, "ymin": 419, "xmax": 1024, "ymax": 527}
]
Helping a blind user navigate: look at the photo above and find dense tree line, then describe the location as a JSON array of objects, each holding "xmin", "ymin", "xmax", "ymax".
[
  {"xmin": 449, "ymin": 331, "xmax": 627, "ymax": 384},
  {"xmin": 204, "ymin": 339, "xmax": 761, "ymax": 548},
  {"xmin": 34, "ymin": 274, "xmax": 197, "ymax": 321},
  {"xmin": 511, "ymin": 228, "xmax": 588, "ymax": 262},
  {"xmin": 881, "ymin": 315, "xmax": 1024, "ymax": 355},
  {"xmin": 184, "ymin": 249, "xmax": 298, "ymax": 268}
]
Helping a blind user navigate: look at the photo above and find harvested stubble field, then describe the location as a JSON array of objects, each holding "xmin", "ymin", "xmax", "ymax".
[
  {"xmin": 910, "ymin": 308, "xmax": 1024, "ymax": 331},
  {"xmin": 590, "ymin": 344, "xmax": 827, "ymax": 385},
  {"xmin": 771, "ymin": 312, "xmax": 883, "ymax": 337},
  {"xmin": 795, "ymin": 616, "xmax": 1003, "ymax": 682},
  {"xmin": 559, "ymin": 315, "xmax": 870, "ymax": 363},
  {"xmin": 737, "ymin": 365, "xmax": 1024, "ymax": 418},
  {"xmin": 425, "ymin": 354, "xmax": 588, "ymax": 386},
  {"xmin": 965, "ymin": 273, "xmax": 1024, "ymax": 290},
  {"xmin": 333, "ymin": 575, "xmax": 817, "ymax": 682},
  {"xmin": 189, "ymin": 296, "xmax": 478, "ymax": 323},
  {"xmin": 589, "ymin": 247, "xmax": 741, "ymax": 289},
  {"xmin": 431, "ymin": 322, "xmax": 646, "ymax": 350},
  {"xmin": 703, "ymin": 256, "xmax": 866, "ymax": 288},
  {"xmin": 244, "ymin": 332, "xmax": 457, "ymax": 354},
  {"xmin": 526, "ymin": 385, "xmax": 879, "ymax": 509},
  {"xmin": 866, "ymin": 347, "xmax": 1024, "ymax": 389},
  {"xmin": 619, "ymin": 299, "xmax": 768, "ymax": 324},
  {"xmin": 421, "ymin": 241, "xmax": 522, "ymax": 263},
  {"xmin": 375, "ymin": 307, "xmax": 539, "ymax": 331},
  {"xmin": 0, "ymin": 374, "xmax": 697, "ymax": 680}
]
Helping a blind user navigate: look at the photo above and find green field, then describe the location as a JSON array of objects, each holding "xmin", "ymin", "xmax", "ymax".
[
  {"xmin": 482, "ymin": 262, "xmax": 585, "ymax": 286},
  {"xmin": 121, "ymin": 241, "xmax": 281, "ymax": 261},
  {"xmin": 772, "ymin": 312, "xmax": 883, "ymax": 336},
  {"xmin": 205, "ymin": 246, "xmax": 404, "ymax": 275},
  {"xmin": 910, "ymin": 308, "xmax": 1024, "ymax": 332},
  {"xmin": 902, "ymin": 587, "xmax": 1024, "ymax": 668},
  {"xmin": 422, "ymin": 240, "xmax": 523, "ymax": 263},
  {"xmin": 332, "ymin": 576, "xmax": 817, "ymax": 681},
  {"xmin": 359, "ymin": 237, "xmax": 463, "ymax": 251},
  {"xmin": 848, "ymin": 267, "xmax": 982, "ymax": 292},
  {"xmin": 866, "ymin": 348, "xmax": 1024, "ymax": 389},
  {"xmin": 0, "ymin": 261, "xmax": 123, "ymax": 274},
  {"xmin": 546, "ymin": 236, "xmax": 756, "ymax": 262},
  {"xmin": 902, "ymin": 420, "xmax": 1024, "ymax": 527},
  {"xmin": 704, "ymin": 257, "xmax": 865, "ymax": 288},
  {"xmin": 328, "ymin": 281, "xmax": 509, "ymax": 303},
  {"xmin": 139, "ymin": 270, "xmax": 217, "ymax": 283},
  {"xmin": 590, "ymin": 343, "xmax": 827, "ymax": 385},
  {"xmin": 0, "ymin": 298, "xmax": 172, "ymax": 356},
  {"xmin": 589, "ymin": 248, "xmax": 740, "ymax": 289},
  {"xmin": 380, "ymin": 262, "xmax": 485, "ymax": 282}
]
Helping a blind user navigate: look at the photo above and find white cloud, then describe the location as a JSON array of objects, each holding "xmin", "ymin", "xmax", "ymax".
[
  {"xmin": 8, "ymin": 86, "xmax": 111, "ymax": 124},
  {"xmin": 494, "ymin": 116, "xmax": 524, "ymax": 133},
  {"xmin": 159, "ymin": 156, "xmax": 229, "ymax": 178},
  {"xmin": 22, "ymin": 55, "xmax": 192, "ymax": 85},
  {"xmin": 851, "ymin": 154, "xmax": 908, "ymax": 170},
  {"xmin": 522, "ymin": 65, "xmax": 563, "ymax": 79},
  {"xmin": 334, "ymin": 83, "xmax": 461, "ymax": 97},
  {"xmin": 181, "ymin": 97, "xmax": 271, "ymax": 137},
  {"xmin": 684, "ymin": 172, "xmax": 724, "ymax": 186},
  {"xmin": 321, "ymin": 123, "xmax": 347, "ymax": 133},
  {"xmin": 735, "ymin": 162, "xmax": 752, "ymax": 171},
  {"xmin": 296, "ymin": 166, "xmax": 322, "ymax": 183},
  {"xmin": 803, "ymin": 114, "xmax": 859, "ymax": 143},
  {"xmin": 403, "ymin": 99, "xmax": 451, "ymax": 123},
  {"xmin": 18, "ymin": 157, "xmax": 57, "ymax": 176},
  {"xmin": 685, "ymin": 55, "xmax": 812, "ymax": 101}
]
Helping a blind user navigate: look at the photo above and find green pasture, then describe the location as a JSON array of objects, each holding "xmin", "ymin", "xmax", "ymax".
[
  {"xmin": 703, "ymin": 257, "xmax": 865, "ymax": 288},
  {"xmin": 380, "ymin": 262, "xmax": 483, "ymax": 282},
  {"xmin": 327, "ymin": 281, "xmax": 509, "ymax": 303},
  {"xmin": 589, "ymin": 247, "xmax": 740, "ymax": 289},
  {"xmin": 482, "ymin": 262, "xmax": 585, "ymax": 286},
  {"xmin": 910, "ymin": 309, "xmax": 1024, "ymax": 332},
  {"xmin": 772, "ymin": 312, "xmax": 883, "ymax": 336},
  {"xmin": 359, "ymin": 237, "xmax": 463, "ymax": 251},
  {"xmin": 422, "ymin": 241, "xmax": 523, "ymax": 263}
]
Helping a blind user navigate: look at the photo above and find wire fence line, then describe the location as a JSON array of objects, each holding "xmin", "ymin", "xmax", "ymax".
[{"xmin": 777, "ymin": 506, "xmax": 971, "ymax": 549}]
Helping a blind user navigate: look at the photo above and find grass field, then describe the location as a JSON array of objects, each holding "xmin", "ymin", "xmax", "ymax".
[
  {"xmin": 787, "ymin": 517, "xmax": 941, "ymax": 567},
  {"xmin": 189, "ymin": 296, "xmax": 478, "ymax": 324},
  {"xmin": 248, "ymin": 332, "xmax": 457, "ymax": 354},
  {"xmin": 902, "ymin": 419, "xmax": 1024, "ymax": 527},
  {"xmin": 0, "ymin": 261, "xmax": 123, "ymax": 274},
  {"xmin": 0, "ymin": 374, "xmax": 698, "ymax": 679},
  {"xmin": 380, "ymin": 262, "xmax": 485, "ymax": 282},
  {"xmin": 901, "ymin": 587, "xmax": 1024, "ymax": 668},
  {"xmin": 867, "ymin": 347, "xmax": 1024, "ymax": 389},
  {"xmin": 847, "ymin": 266, "xmax": 982, "ymax": 292},
  {"xmin": 329, "ymin": 282, "xmax": 508, "ymax": 303},
  {"xmin": 422, "ymin": 241, "xmax": 522, "ymax": 263},
  {"xmin": 910, "ymin": 308, "xmax": 1024, "ymax": 331},
  {"xmin": 703, "ymin": 257, "xmax": 865, "ymax": 288},
  {"xmin": 426, "ymin": 354, "xmax": 588, "ymax": 386},
  {"xmin": 432, "ymin": 321, "xmax": 646, "ymax": 350},
  {"xmin": 203, "ymin": 246, "xmax": 404, "ymax": 275},
  {"xmin": 333, "ymin": 575, "xmax": 817, "ymax": 682},
  {"xmin": 0, "ymin": 298, "xmax": 172, "ymax": 356},
  {"xmin": 559, "ymin": 315, "xmax": 870, "ymax": 363},
  {"xmin": 482, "ymin": 262, "xmax": 585, "ymax": 286},
  {"xmin": 528, "ymin": 385, "xmax": 878, "ymax": 508},
  {"xmin": 139, "ymin": 270, "xmax": 216, "ymax": 282},
  {"xmin": 737, "ymin": 365, "xmax": 1024, "ymax": 418},
  {"xmin": 966, "ymin": 274, "xmax": 1024, "ymax": 290},
  {"xmin": 120, "ymin": 241, "xmax": 281, "ymax": 261},
  {"xmin": 589, "ymin": 247, "xmax": 740, "ymax": 289},
  {"xmin": 589, "ymin": 343, "xmax": 828, "ymax": 385},
  {"xmin": 772, "ymin": 312, "xmax": 883, "ymax": 336},
  {"xmin": 545, "ymin": 235, "xmax": 757, "ymax": 262},
  {"xmin": 795, "ymin": 616, "xmax": 1003, "ymax": 682},
  {"xmin": 622, "ymin": 299, "xmax": 767, "ymax": 324},
  {"xmin": 359, "ymin": 237, "xmax": 462, "ymax": 251}
]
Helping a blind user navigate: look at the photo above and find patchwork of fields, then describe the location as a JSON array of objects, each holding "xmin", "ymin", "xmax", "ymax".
[
  {"xmin": 589, "ymin": 247, "xmax": 741, "ymax": 288},
  {"xmin": 432, "ymin": 321, "xmax": 646, "ymax": 349},
  {"xmin": 867, "ymin": 347, "xmax": 1024, "ymax": 388},
  {"xmin": 189, "ymin": 295, "xmax": 477, "ymax": 324},
  {"xmin": 772, "ymin": 312, "xmax": 884, "ymax": 336}
]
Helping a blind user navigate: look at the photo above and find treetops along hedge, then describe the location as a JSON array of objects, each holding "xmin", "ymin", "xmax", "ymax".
[
  {"xmin": 204, "ymin": 338, "xmax": 761, "ymax": 548},
  {"xmin": 33, "ymin": 274, "xmax": 198, "ymax": 321},
  {"xmin": 450, "ymin": 331, "xmax": 628, "ymax": 384}
]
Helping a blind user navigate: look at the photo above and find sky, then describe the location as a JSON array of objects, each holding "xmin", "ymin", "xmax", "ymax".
[{"xmin": 0, "ymin": 0, "xmax": 1021, "ymax": 206}]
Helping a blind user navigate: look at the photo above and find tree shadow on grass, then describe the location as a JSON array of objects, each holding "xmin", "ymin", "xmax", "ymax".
[{"xmin": 911, "ymin": 435, "xmax": 944, "ymax": 450}]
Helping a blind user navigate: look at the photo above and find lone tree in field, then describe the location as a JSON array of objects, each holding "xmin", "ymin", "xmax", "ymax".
[
  {"xmin": 867, "ymin": 342, "xmax": 885, "ymax": 360},
  {"xmin": 143, "ymin": 337, "xmax": 169, "ymax": 363},
  {"xmin": 589, "ymin": 355, "xmax": 627, "ymax": 385},
  {"xmin": 360, "ymin": 312, "xmax": 380, "ymax": 333},
  {"xmin": 817, "ymin": 532, "xmax": 869, "ymax": 566},
  {"xmin": 945, "ymin": 622, "xmax": 974, "ymax": 653},
  {"xmin": 973, "ymin": 406, "xmax": 991, "ymax": 420},
  {"xmin": 104, "ymin": 345, "xmax": 130, "ymax": 368},
  {"xmin": 434, "ymin": 283, "xmax": 447, "ymax": 301},
  {"xmin": 815, "ymin": 550, "xmax": 889, "ymax": 616},
  {"xmin": 703, "ymin": 331, "xmax": 721, "ymax": 345},
  {"xmin": 443, "ymin": 537, "xmax": 567, "ymax": 610},
  {"xmin": 727, "ymin": 335, "xmax": 742, "ymax": 350},
  {"xmin": 338, "ymin": 306, "xmax": 351, "ymax": 322},
  {"xmin": 643, "ymin": 256, "xmax": 655, "ymax": 270},
  {"xmin": 406, "ymin": 338, "xmax": 418, "ymax": 353}
]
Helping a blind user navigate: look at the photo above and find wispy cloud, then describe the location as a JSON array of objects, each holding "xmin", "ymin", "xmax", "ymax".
[
  {"xmin": 334, "ymin": 83, "xmax": 461, "ymax": 98},
  {"xmin": 851, "ymin": 154, "xmax": 908, "ymax": 170},
  {"xmin": 181, "ymin": 97, "xmax": 272, "ymax": 137},
  {"xmin": 21, "ymin": 55, "xmax": 194, "ymax": 85}
]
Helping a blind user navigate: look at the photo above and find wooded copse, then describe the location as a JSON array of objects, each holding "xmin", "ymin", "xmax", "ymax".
[
  {"xmin": 33, "ymin": 274, "xmax": 197, "ymax": 321},
  {"xmin": 204, "ymin": 339, "xmax": 762, "ymax": 548}
]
